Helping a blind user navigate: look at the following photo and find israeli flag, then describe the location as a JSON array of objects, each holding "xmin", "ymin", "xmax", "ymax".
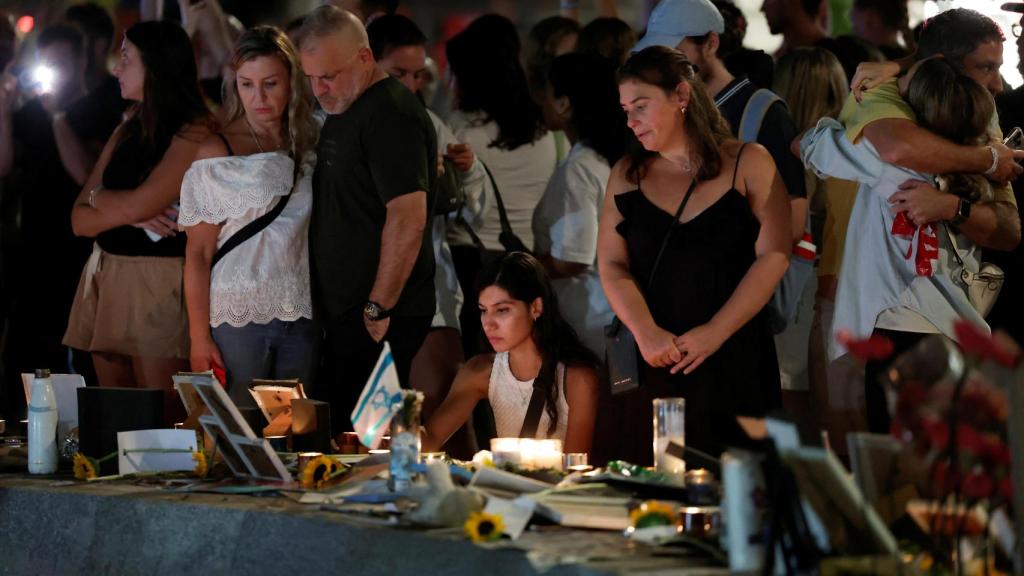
[{"xmin": 351, "ymin": 342, "xmax": 403, "ymax": 449}]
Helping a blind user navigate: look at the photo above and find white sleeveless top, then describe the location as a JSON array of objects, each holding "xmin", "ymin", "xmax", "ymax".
[
  {"xmin": 488, "ymin": 352, "xmax": 570, "ymax": 442},
  {"xmin": 179, "ymin": 151, "xmax": 314, "ymax": 327}
]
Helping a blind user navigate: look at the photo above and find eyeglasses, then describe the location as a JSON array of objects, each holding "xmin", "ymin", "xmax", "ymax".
[{"xmin": 1014, "ymin": 22, "xmax": 1022, "ymax": 39}]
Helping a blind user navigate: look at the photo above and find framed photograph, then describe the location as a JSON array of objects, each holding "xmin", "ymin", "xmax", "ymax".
[{"xmin": 177, "ymin": 373, "xmax": 291, "ymax": 482}]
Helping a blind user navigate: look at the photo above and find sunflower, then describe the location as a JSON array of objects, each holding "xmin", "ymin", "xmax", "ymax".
[
  {"xmin": 192, "ymin": 451, "xmax": 208, "ymax": 478},
  {"xmin": 464, "ymin": 511, "xmax": 505, "ymax": 543},
  {"xmin": 73, "ymin": 452, "xmax": 97, "ymax": 480},
  {"xmin": 301, "ymin": 455, "xmax": 340, "ymax": 489},
  {"xmin": 629, "ymin": 500, "xmax": 678, "ymax": 530}
]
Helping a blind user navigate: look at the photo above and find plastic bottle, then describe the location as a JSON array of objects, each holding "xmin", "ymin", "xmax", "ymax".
[{"xmin": 28, "ymin": 368, "xmax": 58, "ymax": 474}]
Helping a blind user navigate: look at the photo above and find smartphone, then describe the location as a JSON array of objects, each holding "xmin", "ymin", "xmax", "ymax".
[{"xmin": 1004, "ymin": 126, "xmax": 1023, "ymax": 150}]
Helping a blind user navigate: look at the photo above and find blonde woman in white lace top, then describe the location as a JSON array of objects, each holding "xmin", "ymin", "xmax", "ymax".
[
  {"xmin": 181, "ymin": 27, "xmax": 320, "ymax": 407},
  {"xmin": 421, "ymin": 253, "xmax": 599, "ymax": 455}
]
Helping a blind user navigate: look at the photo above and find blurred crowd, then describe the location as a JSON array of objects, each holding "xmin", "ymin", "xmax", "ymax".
[{"xmin": 0, "ymin": 0, "xmax": 1020, "ymax": 464}]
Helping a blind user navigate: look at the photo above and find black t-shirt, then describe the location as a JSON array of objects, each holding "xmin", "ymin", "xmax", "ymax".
[
  {"xmin": 714, "ymin": 77, "xmax": 807, "ymax": 199},
  {"xmin": 310, "ymin": 76, "xmax": 437, "ymax": 320},
  {"xmin": 989, "ymin": 87, "xmax": 1024, "ymax": 342}
]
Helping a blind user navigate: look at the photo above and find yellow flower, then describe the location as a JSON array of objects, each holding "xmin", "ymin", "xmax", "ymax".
[
  {"xmin": 73, "ymin": 453, "xmax": 97, "ymax": 480},
  {"xmin": 301, "ymin": 455, "xmax": 340, "ymax": 489},
  {"xmin": 629, "ymin": 500, "xmax": 678, "ymax": 530},
  {"xmin": 192, "ymin": 451, "xmax": 208, "ymax": 478},
  {"xmin": 464, "ymin": 511, "xmax": 505, "ymax": 543}
]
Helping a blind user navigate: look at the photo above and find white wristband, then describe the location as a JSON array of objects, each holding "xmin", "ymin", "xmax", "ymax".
[{"xmin": 983, "ymin": 145, "xmax": 999, "ymax": 176}]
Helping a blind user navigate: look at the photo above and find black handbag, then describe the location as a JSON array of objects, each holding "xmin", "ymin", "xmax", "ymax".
[
  {"xmin": 605, "ymin": 178, "xmax": 698, "ymax": 396},
  {"xmin": 453, "ymin": 161, "xmax": 530, "ymax": 259}
]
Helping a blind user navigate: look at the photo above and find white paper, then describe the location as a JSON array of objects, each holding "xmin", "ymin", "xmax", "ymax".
[
  {"xmin": 483, "ymin": 496, "xmax": 537, "ymax": 540},
  {"xmin": 22, "ymin": 373, "xmax": 84, "ymax": 441},
  {"xmin": 117, "ymin": 429, "xmax": 198, "ymax": 475},
  {"xmin": 469, "ymin": 466, "xmax": 553, "ymax": 496}
]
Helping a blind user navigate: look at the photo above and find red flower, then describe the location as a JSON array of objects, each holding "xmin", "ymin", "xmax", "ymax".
[
  {"xmin": 921, "ymin": 417, "xmax": 949, "ymax": 451},
  {"xmin": 962, "ymin": 470, "xmax": 995, "ymax": 500},
  {"xmin": 954, "ymin": 320, "xmax": 1021, "ymax": 368},
  {"xmin": 932, "ymin": 460, "xmax": 960, "ymax": 497},
  {"xmin": 836, "ymin": 329, "xmax": 895, "ymax": 361},
  {"xmin": 1000, "ymin": 476, "xmax": 1014, "ymax": 502}
]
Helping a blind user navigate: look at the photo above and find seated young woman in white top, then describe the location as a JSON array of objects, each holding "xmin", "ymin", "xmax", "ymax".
[
  {"xmin": 421, "ymin": 252, "xmax": 599, "ymax": 454},
  {"xmin": 180, "ymin": 26, "xmax": 319, "ymax": 408}
]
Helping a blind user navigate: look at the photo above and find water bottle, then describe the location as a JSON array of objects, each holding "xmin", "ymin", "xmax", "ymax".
[
  {"xmin": 28, "ymin": 368, "xmax": 58, "ymax": 474},
  {"xmin": 387, "ymin": 391, "xmax": 423, "ymax": 492}
]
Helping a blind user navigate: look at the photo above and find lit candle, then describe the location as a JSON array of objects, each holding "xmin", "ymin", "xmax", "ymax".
[{"xmin": 490, "ymin": 438, "xmax": 563, "ymax": 470}]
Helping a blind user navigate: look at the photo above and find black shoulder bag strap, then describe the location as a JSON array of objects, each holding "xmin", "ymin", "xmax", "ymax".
[
  {"xmin": 210, "ymin": 155, "xmax": 297, "ymax": 269},
  {"xmin": 605, "ymin": 177, "xmax": 699, "ymax": 335},
  {"xmin": 480, "ymin": 161, "xmax": 516, "ymax": 242},
  {"xmin": 520, "ymin": 364, "xmax": 561, "ymax": 439},
  {"xmin": 453, "ymin": 160, "xmax": 528, "ymax": 254},
  {"xmin": 646, "ymin": 177, "xmax": 699, "ymax": 292}
]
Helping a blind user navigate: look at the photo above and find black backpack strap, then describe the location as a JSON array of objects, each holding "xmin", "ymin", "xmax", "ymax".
[{"xmin": 211, "ymin": 192, "xmax": 291, "ymax": 268}]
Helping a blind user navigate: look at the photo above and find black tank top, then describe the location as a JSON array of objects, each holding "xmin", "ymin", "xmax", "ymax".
[{"xmin": 95, "ymin": 124, "xmax": 186, "ymax": 257}]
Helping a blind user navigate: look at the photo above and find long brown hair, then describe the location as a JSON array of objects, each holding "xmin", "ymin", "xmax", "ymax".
[
  {"xmin": 617, "ymin": 46, "xmax": 732, "ymax": 184},
  {"xmin": 774, "ymin": 48, "xmax": 848, "ymax": 133},
  {"xmin": 222, "ymin": 26, "xmax": 318, "ymax": 165},
  {"xmin": 122, "ymin": 20, "xmax": 212, "ymax": 153},
  {"xmin": 907, "ymin": 57, "xmax": 994, "ymax": 202}
]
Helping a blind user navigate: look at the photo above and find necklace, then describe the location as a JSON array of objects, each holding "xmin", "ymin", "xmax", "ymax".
[{"xmin": 245, "ymin": 116, "xmax": 284, "ymax": 153}]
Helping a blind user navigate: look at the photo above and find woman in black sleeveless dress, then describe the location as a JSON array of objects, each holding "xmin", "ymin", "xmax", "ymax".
[
  {"xmin": 597, "ymin": 47, "xmax": 791, "ymax": 462},
  {"xmin": 66, "ymin": 21, "xmax": 212, "ymax": 424}
]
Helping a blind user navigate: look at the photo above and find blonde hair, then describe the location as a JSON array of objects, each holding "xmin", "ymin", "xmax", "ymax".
[
  {"xmin": 222, "ymin": 26, "xmax": 317, "ymax": 165},
  {"xmin": 773, "ymin": 48, "xmax": 848, "ymax": 133}
]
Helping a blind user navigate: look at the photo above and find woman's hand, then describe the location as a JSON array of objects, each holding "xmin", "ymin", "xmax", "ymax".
[
  {"xmin": 636, "ymin": 324, "xmax": 683, "ymax": 368},
  {"xmin": 851, "ymin": 60, "xmax": 901, "ymax": 102},
  {"xmin": 190, "ymin": 334, "xmax": 224, "ymax": 374},
  {"xmin": 670, "ymin": 323, "xmax": 727, "ymax": 375},
  {"xmin": 132, "ymin": 207, "xmax": 179, "ymax": 238}
]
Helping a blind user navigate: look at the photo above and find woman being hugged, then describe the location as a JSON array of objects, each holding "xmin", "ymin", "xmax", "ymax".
[
  {"xmin": 67, "ymin": 20, "xmax": 214, "ymax": 424},
  {"xmin": 598, "ymin": 47, "xmax": 790, "ymax": 459},
  {"xmin": 422, "ymin": 252, "xmax": 599, "ymax": 455},
  {"xmin": 179, "ymin": 26, "xmax": 319, "ymax": 408}
]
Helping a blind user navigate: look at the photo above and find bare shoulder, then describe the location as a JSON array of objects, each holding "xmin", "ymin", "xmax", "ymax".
[
  {"xmin": 193, "ymin": 133, "xmax": 231, "ymax": 162},
  {"xmin": 177, "ymin": 121, "xmax": 215, "ymax": 144},
  {"xmin": 725, "ymin": 140, "xmax": 774, "ymax": 191},
  {"xmin": 564, "ymin": 363, "xmax": 599, "ymax": 390},
  {"xmin": 607, "ymin": 157, "xmax": 638, "ymax": 197},
  {"xmin": 460, "ymin": 353, "xmax": 496, "ymax": 386}
]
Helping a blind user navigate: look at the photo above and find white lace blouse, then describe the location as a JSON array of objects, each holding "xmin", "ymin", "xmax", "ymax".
[{"xmin": 179, "ymin": 151, "xmax": 313, "ymax": 328}]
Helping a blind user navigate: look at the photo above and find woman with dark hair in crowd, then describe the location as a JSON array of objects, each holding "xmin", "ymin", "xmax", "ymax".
[
  {"xmin": 525, "ymin": 16, "xmax": 579, "ymax": 100},
  {"xmin": 445, "ymin": 14, "xmax": 557, "ymax": 357},
  {"xmin": 576, "ymin": 17, "xmax": 636, "ymax": 66},
  {"xmin": 422, "ymin": 252, "xmax": 599, "ymax": 454},
  {"xmin": 533, "ymin": 52, "xmax": 626, "ymax": 356},
  {"xmin": 180, "ymin": 26, "xmax": 319, "ymax": 408},
  {"xmin": 598, "ymin": 46, "xmax": 790, "ymax": 459},
  {"xmin": 67, "ymin": 20, "xmax": 213, "ymax": 424}
]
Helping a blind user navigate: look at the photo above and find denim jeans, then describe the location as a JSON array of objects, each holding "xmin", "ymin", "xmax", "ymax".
[{"xmin": 212, "ymin": 318, "xmax": 320, "ymax": 409}]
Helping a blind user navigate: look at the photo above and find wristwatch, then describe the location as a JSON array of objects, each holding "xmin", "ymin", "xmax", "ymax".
[
  {"xmin": 363, "ymin": 301, "xmax": 391, "ymax": 321},
  {"xmin": 950, "ymin": 197, "xmax": 972, "ymax": 227}
]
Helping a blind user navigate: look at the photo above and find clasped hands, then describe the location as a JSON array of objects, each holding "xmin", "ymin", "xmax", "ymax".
[
  {"xmin": 888, "ymin": 179, "xmax": 958, "ymax": 227},
  {"xmin": 637, "ymin": 323, "xmax": 727, "ymax": 376}
]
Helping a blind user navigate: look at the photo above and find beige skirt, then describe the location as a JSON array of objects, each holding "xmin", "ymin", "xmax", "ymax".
[{"xmin": 63, "ymin": 246, "xmax": 190, "ymax": 359}]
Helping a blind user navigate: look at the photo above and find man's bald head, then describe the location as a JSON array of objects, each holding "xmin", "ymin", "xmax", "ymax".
[{"xmin": 296, "ymin": 5, "xmax": 369, "ymax": 53}]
